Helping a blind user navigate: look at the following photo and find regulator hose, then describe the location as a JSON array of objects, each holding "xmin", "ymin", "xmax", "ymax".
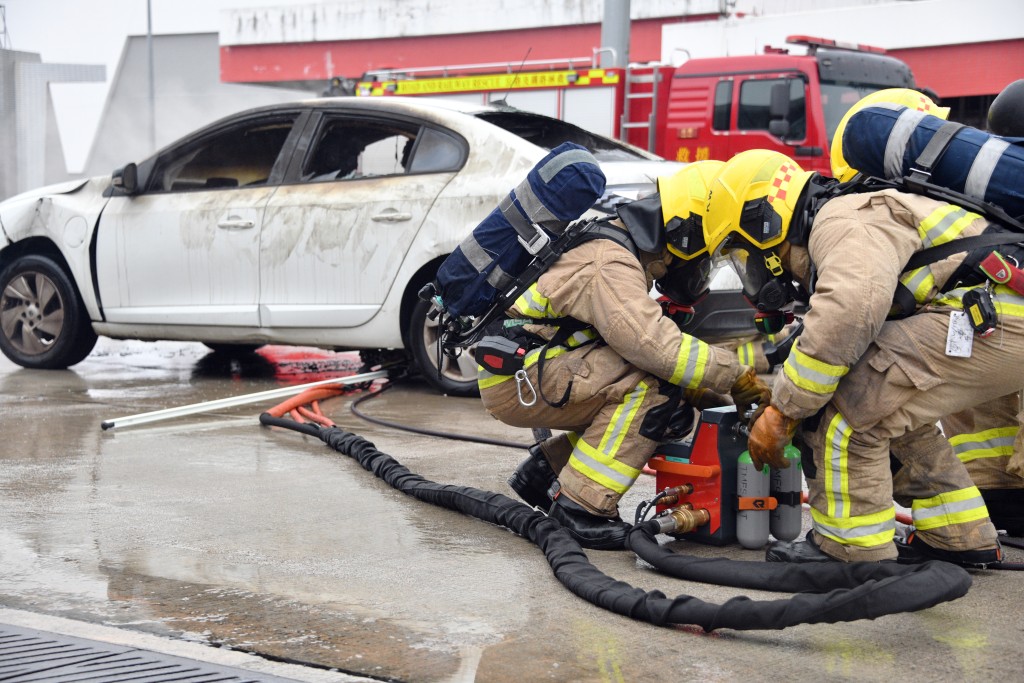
[{"xmin": 259, "ymin": 414, "xmax": 973, "ymax": 632}]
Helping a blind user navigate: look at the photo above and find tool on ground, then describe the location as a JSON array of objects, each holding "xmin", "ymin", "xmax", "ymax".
[{"xmin": 100, "ymin": 368, "xmax": 389, "ymax": 430}]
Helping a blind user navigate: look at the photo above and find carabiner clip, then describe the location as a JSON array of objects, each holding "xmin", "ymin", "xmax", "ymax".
[{"xmin": 515, "ymin": 369, "xmax": 537, "ymax": 407}]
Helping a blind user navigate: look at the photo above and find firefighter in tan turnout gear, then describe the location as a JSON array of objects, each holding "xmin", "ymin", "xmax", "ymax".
[
  {"xmin": 935, "ymin": 80, "xmax": 1024, "ymax": 536},
  {"xmin": 703, "ymin": 146, "xmax": 1019, "ymax": 566},
  {"xmin": 480, "ymin": 161, "xmax": 770, "ymax": 550}
]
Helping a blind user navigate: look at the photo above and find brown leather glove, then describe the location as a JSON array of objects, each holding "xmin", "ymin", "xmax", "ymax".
[
  {"xmin": 683, "ymin": 387, "xmax": 732, "ymax": 411},
  {"xmin": 747, "ymin": 405, "xmax": 799, "ymax": 470},
  {"xmin": 730, "ymin": 366, "xmax": 772, "ymax": 414}
]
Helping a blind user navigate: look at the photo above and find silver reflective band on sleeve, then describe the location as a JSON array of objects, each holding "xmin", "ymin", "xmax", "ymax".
[
  {"xmin": 965, "ymin": 137, "xmax": 1010, "ymax": 201},
  {"xmin": 884, "ymin": 109, "xmax": 928, "ymax": 179},
  {"xmin": 459, "ymin": 234, "xmax": 493, "ymax": 273},
  {"xmin": 922, "ymin": 206, "xmax": 969, "ymax": 246},
  {"xmin": 538, "ymin": 149, "xmax": 599, "ymax": 183}
]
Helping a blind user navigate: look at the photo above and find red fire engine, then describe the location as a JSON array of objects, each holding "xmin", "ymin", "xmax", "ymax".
[{"xmin": 355, "ymin": 36, "xmax": 919, "ymax": 175}]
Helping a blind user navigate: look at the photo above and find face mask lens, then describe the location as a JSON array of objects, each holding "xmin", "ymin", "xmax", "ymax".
[{"xmin": 725, "ymin": 248, "xmax": 769, "ymax": 300}]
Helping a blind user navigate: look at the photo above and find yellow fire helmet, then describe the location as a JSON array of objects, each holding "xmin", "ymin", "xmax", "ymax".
[
  {"xmin": 657, "ymin": 160, "xmax": 725, "ymax": 260},
  {"xmin": 704, "ymin": 149, "xmax": 815, "ymax": 258},
  {"xmin": 830, "ymin": 88, "xmax": 950, "ymax": 181}
]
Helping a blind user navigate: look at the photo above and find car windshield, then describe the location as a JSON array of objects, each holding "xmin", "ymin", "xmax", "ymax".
[{"xmin": 474, "ymin": 111, "xmax": 655, "ymax": 162}]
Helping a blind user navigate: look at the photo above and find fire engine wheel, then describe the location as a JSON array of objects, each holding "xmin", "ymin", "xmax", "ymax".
[
  {"xmin": 408, "ymin": 297, "xmax": 480, "ymax": 397},
  {"xmin": 0, "ymin": 254, "xmax": 98, "ymax": 369}
]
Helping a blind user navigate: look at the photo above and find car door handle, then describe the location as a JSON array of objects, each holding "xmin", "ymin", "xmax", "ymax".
[
  {"xmin": 217, "ymin": 218, "xmax": 256, "ymax": 230},
  {"xmin": 371, "ymin": 210, "xmax": 413, "ymax": 223}
]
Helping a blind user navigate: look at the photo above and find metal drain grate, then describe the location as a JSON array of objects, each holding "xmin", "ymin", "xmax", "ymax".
[{"xmin": 0, "ymin": 624, "xmax": 298, "ymax": 682}]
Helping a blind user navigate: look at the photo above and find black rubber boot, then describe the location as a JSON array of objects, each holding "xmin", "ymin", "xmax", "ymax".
[
  {"xmin": 765, "ymin": 531, "xmax": 837, "ymax": 563},
  {"xmin": 548, "ymin": 494, "xmax": 630, "ymax": 551},
  {"xmin": 507, "ymin": 444, "xmax": 557, "ymax": 511},
  {"xmin": 895, "ymin": 531, "xmax": 1002, "ymax": 569},
  {"xmin": 981, "ymin": 488, "xmax": 1024, "ymax": 536}
]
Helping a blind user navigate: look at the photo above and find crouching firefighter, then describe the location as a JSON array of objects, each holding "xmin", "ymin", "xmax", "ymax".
[
  {"xmin": 479, "ymin": 161, "xmax": 771, "ymax": 550},
  {"xmin": 703, "ymin": 146, "xmax": 1024, "ymax": 567},
  {"xmin": 934, "ymin": 80, "xmax": 1024, "ymax": 537}
]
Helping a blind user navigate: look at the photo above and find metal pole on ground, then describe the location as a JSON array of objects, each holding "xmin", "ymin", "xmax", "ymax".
[{"xmin": 100, "ymin": 369, "xmax": 389, "ymax": 430}]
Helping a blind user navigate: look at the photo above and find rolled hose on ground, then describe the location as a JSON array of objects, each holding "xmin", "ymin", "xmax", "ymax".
[{"xmin": 259, "ymin": 409, "xmax": 973, "ymax": 632}]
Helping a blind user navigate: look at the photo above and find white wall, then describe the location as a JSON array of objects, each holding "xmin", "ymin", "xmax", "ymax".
[{"xmin": 661, "ymin": 0, "xmax": 1024, "ymax": 62}]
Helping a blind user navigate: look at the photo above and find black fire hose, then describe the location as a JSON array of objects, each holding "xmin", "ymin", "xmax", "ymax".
[{"xmin": 260, "ymin": 415, "xmax": 974, "ymax": 632}]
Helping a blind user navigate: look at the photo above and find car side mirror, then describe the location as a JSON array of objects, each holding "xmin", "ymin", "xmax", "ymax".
[{"xmin": 112, "ymin": 163, "xmax": 139, "ymax": 195}]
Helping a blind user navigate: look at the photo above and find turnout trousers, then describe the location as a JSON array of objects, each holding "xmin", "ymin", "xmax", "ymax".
[
  {"xmin": 941, "ymin": 392, "xmax": 1024, "ymax": 490},
  {"xmin": 802, "ymin": 298, "xmax": 1024, "ymax": 561},
  {"xmin": 479, "ymin": 343, "xmax": 678, "ymax": 516}
]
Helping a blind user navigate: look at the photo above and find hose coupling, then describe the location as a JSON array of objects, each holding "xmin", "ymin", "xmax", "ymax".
[
  {"xmin": 659, "ymin": 483, "xmax": 695, "ymax": 506},
  {"xmin": 653, "ymin": 506, "xmax": 711, "ymax": 535}
]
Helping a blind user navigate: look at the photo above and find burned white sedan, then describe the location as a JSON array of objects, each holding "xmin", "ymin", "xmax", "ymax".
[{"xmin": 0, "ymin": 97, "xmax": 680, "ymax": 395}]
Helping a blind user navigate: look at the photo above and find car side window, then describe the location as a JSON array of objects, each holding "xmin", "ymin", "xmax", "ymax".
[
  {"xmin": 152, "ymin": 116, "xmax": 297, "ymax": 192},
  {"xmin": 301, "ymin": 118, "xmax": 421, "ymax": 182},
  {"xmin": 406, "ymin": 127, "xmax": 463, "ymax": 173}
]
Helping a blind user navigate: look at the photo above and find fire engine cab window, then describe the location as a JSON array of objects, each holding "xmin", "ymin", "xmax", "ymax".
[
  {"xmin": 713, "ymin": 81, "xmax": 733, "ymax": 131},
  {"xmin": 302, "ymin": 119, "xmax": 421, "ymax": 182},
  {"xmin": 738, "ymin": 79, "xmax": 806, "ymax": 139},
  {"xmin": 153, "ymin": 117, "xmax": 297, "ymax": 192}
]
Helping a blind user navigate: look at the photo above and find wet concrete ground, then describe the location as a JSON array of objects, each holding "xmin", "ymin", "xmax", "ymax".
[{"xmin": 0, "ymin": 338, "xmax": 1022, "ymax": 682}]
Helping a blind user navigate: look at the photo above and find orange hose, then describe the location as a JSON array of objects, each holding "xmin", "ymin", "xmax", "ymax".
[{"xmin": 265, "ymin": 386, "xmax": 346, "ymax": 418}]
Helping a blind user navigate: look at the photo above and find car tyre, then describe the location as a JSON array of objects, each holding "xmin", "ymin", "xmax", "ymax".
[
  {"xmin": 0, "ymin": 254, "xmax": 98, "ymax": 369},
  {"xmin": 408, "ymin": 297, "xmax": 480, "ymax": 397}
]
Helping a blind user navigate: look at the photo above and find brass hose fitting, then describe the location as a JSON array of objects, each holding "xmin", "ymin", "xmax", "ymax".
[
  {"xmin": 659, "ymin": 483, "xmax": 695, "ymax": 506},
  {"xmin": 653, "ymin": 506, "xmax": 711, "ymax": 535}
]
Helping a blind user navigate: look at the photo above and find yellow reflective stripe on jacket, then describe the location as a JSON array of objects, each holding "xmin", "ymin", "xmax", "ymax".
[
  {"xmin": 899, "ymin": 266, "xmax": 936, "ymax": 305},
  {"xmin": 822, "ymin": 411, "xmax": 853, "ymax": 519},
  {"xmin": 810, "ymin": 506, "xmax": 896, "ymax": 548},
  {"xmin": 918, "ymin": 204, "xmax": 980, "ymax": 248},
  {"xmin": 782, "ymin": 345, "xmax": 849, "ymax": 396},
  {"xmin": 935, "ymin": 284, "xmax": 1024, "ymax": 318},
  {"xmin": 899, "ymin": 204, "xmax": 982, "ymax": 307},
  {"xmin": 566, "ymin": 383, "xmax": 648, "ymax": 494},
  {"xmin": 950, "ymin": 426, "xmax": 1017, "ymax": 463},
  {"xmin": 671, "ymin": 335, "xmax": 709, "ymax": 389},
  {"xmin": 515, "ymin": 283, "xmax": 559, "ymax": 319},
  {"xmin": 911, "ymin": 486, "xmax": 990, "ymax": 531},
  {"xmin": 736, "ymin": 341, "xmax": 756, "ymax": 366}
]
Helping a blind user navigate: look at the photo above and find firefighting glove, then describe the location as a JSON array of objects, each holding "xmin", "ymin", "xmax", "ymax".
[
  {"xmin": 683, "ymin": 387, "xmax": 732, "ymax": 411},
  {"xmin": 729, "ymin": 366, "xmax": 772, "ymax": 417},
  {"xmin": 747, "ymin": 405, "xmax": 799, "ymax": 471}
]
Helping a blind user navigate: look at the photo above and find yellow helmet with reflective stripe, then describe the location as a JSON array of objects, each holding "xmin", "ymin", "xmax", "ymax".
[
  {"xmin": 657, "ymin": 160, "xmax": 725, "ymax": 260},
  {"xmin": 830, "ymin": 88, "xmax": 950, "ymax": 181},
  {"xmin": 703, "ymin": 149, "xmax": 815, "ymax": 257}
]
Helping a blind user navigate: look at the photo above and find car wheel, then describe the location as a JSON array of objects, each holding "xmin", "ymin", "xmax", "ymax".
[
  {"xmin": 203, "ymin": 343, "xmax": 264, "ymax": 354},
  {"xmin": 0, "ymin": 254, "xmax": 98, "ymax": 369},
  {"xmin": 408, "ymin": 297, "xmax": 480, "ymax": 397}
]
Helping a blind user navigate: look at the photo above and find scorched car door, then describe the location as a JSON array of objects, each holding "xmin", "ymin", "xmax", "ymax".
[
  {"xmin": 259, "ymin": 118, "xmax": 457, "ymax": 329},
  {"xmin": 97, "ymin": 189, "xmax": 270, "ymax": 327},
  {"xmin": 95, "ymin": 114, "xmax": 299, "ymax": 328}
]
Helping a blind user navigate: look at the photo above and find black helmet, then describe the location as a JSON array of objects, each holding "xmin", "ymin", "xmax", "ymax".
[{"xmin": 988, "ymin": 79, "xmax": 1024, "ymax": 137}]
